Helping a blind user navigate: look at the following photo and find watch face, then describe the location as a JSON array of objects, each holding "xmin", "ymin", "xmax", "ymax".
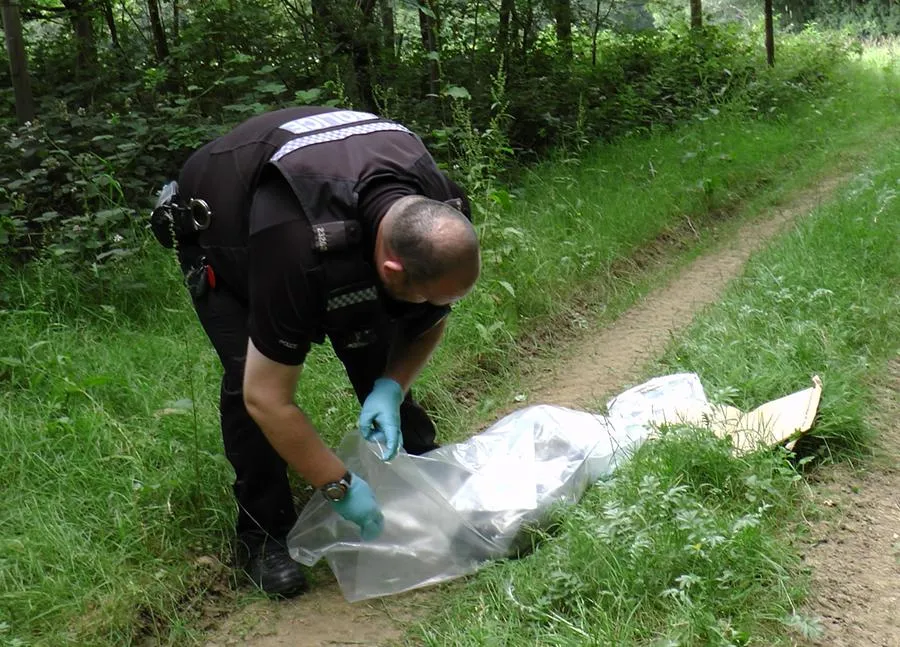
[{"xmin": 323, "ymin": 482, "xmax": 347, "ymax": 502}]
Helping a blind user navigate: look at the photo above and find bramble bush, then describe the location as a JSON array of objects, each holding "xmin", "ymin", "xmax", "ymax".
[{"xmin": 0, "ymin": 20, "xmax": 847, "ymax": 277}]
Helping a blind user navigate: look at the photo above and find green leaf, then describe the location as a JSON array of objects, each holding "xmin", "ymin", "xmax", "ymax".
[
  {"xmin": 94, "ymin": 208, "xmax": 128, "ymax": 225},
  {"xmin": 223, "ymin": 104, "xmax": 256, "ymax": 113},
  {"xmin": 426, "ymin": 50, "xmax": 441, "ymax": 61},
  {"xmin": 34, "ymin": 211, "xmax": 60, "ymax": 223},
  {"xmin": 444, "ymin": 85, "xmax": 471, "ymax": 100},
  {"xmin": 295, "ymin": 88, "xmax": 323, "ymax": 104},
  {"xmin": 489, "ymin": 189, "xmax": 513, "ymax": 210},
  {"xmin": 168, "ymin": 398, "xmax": 194, "ymax": 411},
  {"xmin": 498, "ymin": 281, "xmax": 516, "ymax": 298},
  {"xmin": 255, "ymin": 81, "xmax": 287, "ymax": 95}
]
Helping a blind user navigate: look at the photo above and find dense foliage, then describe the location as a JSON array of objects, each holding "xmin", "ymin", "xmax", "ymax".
[
  {"xmin": 0, "ymin": 0, "xmax": 856, "ymax": 271},
  {"xmin": 782, "ymin": 0, "xmax": 900, "ymax": 35}
]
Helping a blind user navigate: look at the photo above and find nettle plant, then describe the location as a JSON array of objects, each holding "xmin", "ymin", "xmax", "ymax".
[
  {"xmin": 503, "ymin": 424, "xmax": 821, "ymax": 645},
  {"xmin": 1, "ymin": 117, "xmax": 142, "ymax": 270}
]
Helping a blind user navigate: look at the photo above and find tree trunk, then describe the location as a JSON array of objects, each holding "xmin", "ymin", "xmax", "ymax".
[
  {"xmin": 147, "ymin": 0, "xmax": 169, "ymax": 61},
  {"xmin": 102, "ymin": 0, "xmax": 118, "ymax": 49},
  {"xmin": 497, "ymin": 0, "xmax": 514, "ymax": 62},
  {"xmin": 418, "ymin": 0, "xmax": 440, "ymax": 96},
  {"xmin": 550, "ymin": 0, "xmax": 573, "ymax": 60},
  {"xmin": 172, "ymin": 0, "xmax": 180, "ymax": 48},
  {"xmin": 353, "ymin": 0, "xmax": 379, "ymax": 110},
  {"xmin": 521, "ymin": 0, "xmax": 535, "ymax": 56},
  {"xmin": 690, "ymin": 0, "xmax": 702, "ymax": 29},
  {"xmin": 470, "ymin": 0, "xmax": 480, "ymax": 71},
  {"xmin": 764, "ymin": 0, "xmax": 775, "ymax": 66},
  {"xmin": 310, "ymin": 0, "xmax": 380, "ymax": 108},
  {"xmin": 310, "ymin": 0, "xmax": 334, "ymax": 62},
  {"xmin": 1, "ymin": 0, "xmax": 35, "ymax": 125},
  {"xmin": 380, "ymin": 0, "xmax": 395, "ymax": 59},
  {"xmin": 62, "ymin": 0, "xmax": 98, "ymax": 78}
]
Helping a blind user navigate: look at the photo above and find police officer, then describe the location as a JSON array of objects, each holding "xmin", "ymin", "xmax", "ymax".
[{"xmin": 153, "ymin": 107, "xmax": 480, "ymax": 597}]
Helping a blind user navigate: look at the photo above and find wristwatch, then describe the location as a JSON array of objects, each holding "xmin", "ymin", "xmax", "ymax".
[{"xmin": 320, "ymin": 471, "xmax": 353, "ymax": 502}]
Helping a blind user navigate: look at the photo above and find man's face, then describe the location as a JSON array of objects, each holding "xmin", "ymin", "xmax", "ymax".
[{"xmin": 381, "ymin": 269, "xmax": 475, "ymax": 306}]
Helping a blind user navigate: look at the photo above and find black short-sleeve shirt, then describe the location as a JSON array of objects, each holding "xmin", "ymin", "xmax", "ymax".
[{"xmin": 247, "ymin": 174, "xmax": 456, "ymax": 366}]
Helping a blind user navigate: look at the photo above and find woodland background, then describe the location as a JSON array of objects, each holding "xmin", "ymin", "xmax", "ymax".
[
  {"xmin": 3, "ymin": 3, "xmax": 900, "ymax": 645},
  {"xmin": 2, "ymin": 0, "xmax": 898, "ymax": 274}
]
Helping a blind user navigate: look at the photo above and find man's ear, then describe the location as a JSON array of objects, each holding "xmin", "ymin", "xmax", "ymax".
[{"xmin": 382, "ymin": 258, "xmax": 405, "ymax": 282}]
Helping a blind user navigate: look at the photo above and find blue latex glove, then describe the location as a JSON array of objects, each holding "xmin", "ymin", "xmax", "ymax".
[
  {"xmin": 329, "ymin": 473, "xmax": 384, "ymax": 540},
  {"xmin": 358, "ymin": 377, "xmax": 404, "ymax": 461}
]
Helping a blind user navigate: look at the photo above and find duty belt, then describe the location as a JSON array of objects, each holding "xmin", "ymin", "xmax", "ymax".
[{"xmin": 149, "ymin": 180, "xmax": 212, "ymax": 248}]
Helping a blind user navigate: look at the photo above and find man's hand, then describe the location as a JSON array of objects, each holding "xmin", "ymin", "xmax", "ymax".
[
  {"xmin": 329, "ymin": 473, "xmax": 384, "ymax": 540},
  {"xmin": 358, "ymin": 377, "xmax": 404, "ymax": 461}
]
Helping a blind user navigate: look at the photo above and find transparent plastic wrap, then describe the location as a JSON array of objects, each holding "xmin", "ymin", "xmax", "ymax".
[{"xmin": 288, "ymin": 374, "xmax": 715, "ymax": 602}]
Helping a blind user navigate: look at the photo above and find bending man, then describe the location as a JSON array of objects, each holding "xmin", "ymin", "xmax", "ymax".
[{"xmin": 152, "ymin": 107, "xmax": 480, "ymax": 597}]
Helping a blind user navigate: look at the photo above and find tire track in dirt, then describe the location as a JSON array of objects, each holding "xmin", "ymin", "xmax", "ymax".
[
  {"xmin": 527, "ymin": 172, "xmax": 848, "ymax": 408},
  {"xmin": 800, "ymin": 360, "xmax": 900, "ymax": 647},
  {"xmin": 202, "ymin": 173, "xmax": 851, "ymax": 647}
]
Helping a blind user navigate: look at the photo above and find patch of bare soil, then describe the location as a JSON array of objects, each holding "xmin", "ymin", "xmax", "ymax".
[
  {"xmin": 202, "ymin": 174, "xmax": 851, "ymax": 647},
  {"xmin": 202, "ymin": 582, "xmax": 433, "ymax": 647},
  {"xmin": 800, "ymin": 360, "xmax": 900, "ymax": 647}
]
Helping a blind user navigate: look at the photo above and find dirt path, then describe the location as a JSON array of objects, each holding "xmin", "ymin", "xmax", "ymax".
[
  {"xmin": 526, "ymin": 174, "xmax": 848, "ymax": 408},
  {"xmin": 800, "ymin": 360, "xmax": 900, "ymax": 647},
  {"xmin": 203, "ymin": 173, "xmax": 852, "ymax": 647}
]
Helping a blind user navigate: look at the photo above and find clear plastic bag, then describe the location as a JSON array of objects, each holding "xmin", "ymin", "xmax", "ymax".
[{"xmin": 288, "ymin": 374, "xmax": 707, "ymax": 602}]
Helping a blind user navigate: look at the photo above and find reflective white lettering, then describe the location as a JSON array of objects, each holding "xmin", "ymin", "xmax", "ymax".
[{"xmin": 279, "ymin": 110, "xmax": 378, "ymax": 135}]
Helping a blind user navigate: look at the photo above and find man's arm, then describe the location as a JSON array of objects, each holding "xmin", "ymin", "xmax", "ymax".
[
  {"xmin": 383, "ymin": 318, "xmax": 447, "ymax": 392},
  {"xmin": 243, "ymin": 338, "xmax": 347, "ymax": 488}
]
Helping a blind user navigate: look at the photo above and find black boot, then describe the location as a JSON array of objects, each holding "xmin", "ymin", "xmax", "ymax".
[{"xmin": 235, "ymin": 536, "xmax": 309, "ymax": 598}]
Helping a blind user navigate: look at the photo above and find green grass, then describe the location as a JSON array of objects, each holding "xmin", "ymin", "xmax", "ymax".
[
  {"xmin": 0, "ymin": 49, "xmax": 898, "ymax": 646},
  {"xmin": 658, "ymin": 169, "xmax": 900, "ymax": 457},
  {"xmin": 406, "ymin": 68, "xmax": 900, "ymax": 646},
  {"xmin": 415, "ymin": 435, "xmax": 811, "ymax": 646},
  {"xmin": 424, "ymin": 46, "xmax": 900, "ymax": 434}
]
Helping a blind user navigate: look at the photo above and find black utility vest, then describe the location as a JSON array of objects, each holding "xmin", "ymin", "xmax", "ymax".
[{"xmin": 204, "ymin": 107, "xmax": 465, "ymax": 349}]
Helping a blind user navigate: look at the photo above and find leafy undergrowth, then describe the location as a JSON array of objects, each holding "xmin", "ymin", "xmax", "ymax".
[
  {"xmin": 0, "ymin": 24, "xmax": 847, "ymax": 267},
  {"xmin": 418, "ymin": 431, "xmax": 810, "ymax": 646},
  {"xmin": 0, "ymin": 52, "xmax": 898, "ymax": 646},
  {"xmin": 410, "ymin": 78, "xmax": 900, "ymax": 647}
]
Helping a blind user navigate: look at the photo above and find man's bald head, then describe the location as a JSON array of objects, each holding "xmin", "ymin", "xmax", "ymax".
[{"xmin": 382, "ymin": 195, "xmax": 480, "ymax": 286}]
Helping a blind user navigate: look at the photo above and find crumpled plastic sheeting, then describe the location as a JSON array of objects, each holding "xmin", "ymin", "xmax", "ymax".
[{"xmin": 288, "ymin": 373, "xmax": 716, "ymax": 602}]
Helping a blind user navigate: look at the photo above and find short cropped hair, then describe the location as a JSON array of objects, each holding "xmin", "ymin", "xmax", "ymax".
[{"xmin": 386, "ymin": 197, "xmax": 479, "ymax": 284}]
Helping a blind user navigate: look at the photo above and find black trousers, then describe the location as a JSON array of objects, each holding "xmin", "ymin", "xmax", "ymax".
[{"xmin": 182, "ymin": 252, "xmax": 438, "ymax": 548}]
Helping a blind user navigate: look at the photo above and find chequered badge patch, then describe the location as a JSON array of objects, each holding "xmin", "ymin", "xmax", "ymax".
[{"xmin": 327, "ymin": 286, "xmax": 378, "ymax": 312}]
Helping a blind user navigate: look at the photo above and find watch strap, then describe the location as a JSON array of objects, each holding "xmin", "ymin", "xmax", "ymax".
[{"xmin": 320, "ymin": 471, "xmax": 353, "ymax": 501}]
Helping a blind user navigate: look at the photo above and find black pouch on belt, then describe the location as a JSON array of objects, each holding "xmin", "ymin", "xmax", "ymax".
[{"xmin": 150, "ymin": 181, "xmax": 212, "ymax": 248}]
